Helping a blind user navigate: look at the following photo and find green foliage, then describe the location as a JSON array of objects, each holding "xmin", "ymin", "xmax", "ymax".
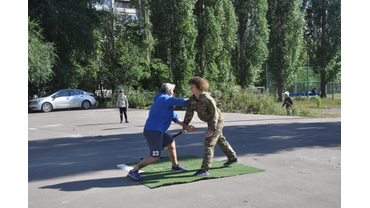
[
  {"xmin": 266, "ymin": 0, "xmax": 305, "ymax": 102},
  {"xmin": 194, "ymin": 0, "xmax": 237, "ymax": 84},
  {"xmin": 302, "ymin": 0, "xmax": 341, "ymax": 97},
  {"xmin": 100, "ymin": 85, "xmax": 155, "ymax": 109},
  {"xmin": 207, "ymin": 84, "xmax": 285, "ymax": 115},
  {"xmin": 28, "ymin": 17, "xmax": 58, "ymax": 98},
  {"xmin": 150, "ymin": 0, "xmax": 197, "ymax": 95},
  {"xmin": 141, "ymin": 59, "xmax": 172, "ymax": 91},
  {"xmin": 119, "ymin": 86, "xmax": 156, "ymax": 109},
  {"xmin": 294, "ymin": 96, "xmax": 308, "ymax": 101},
  {"xmin": 28, "ymin": 0, "xmax": 104, "ymax": 92},
  {"xmin": 316, "ymin": 97, "xmax": 321, "ymax": 108},
  {"xmin": 28, "ymin": 0, "xmax": 341, "ymax": 108},
  {"xmin": 233, "ymin": 0, "xmax": 269, "ymax": 87},
  {"xmin": 95, "ymin": 81, "xmax": 337, "ymax": 118}
]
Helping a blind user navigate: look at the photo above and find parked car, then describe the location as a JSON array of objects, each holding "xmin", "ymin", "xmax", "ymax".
[{"xmin": 28, "ymin": 89, "xmax": 96, "ymax": 112}]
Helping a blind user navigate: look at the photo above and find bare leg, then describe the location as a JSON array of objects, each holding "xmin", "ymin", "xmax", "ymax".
[
  {"xmin": 132, "ymin": 156, "xmax": 159, "ymax": 172},
  {"xmin": 167, "ymin": 141, "xmax": 178, "ymax": 167}
]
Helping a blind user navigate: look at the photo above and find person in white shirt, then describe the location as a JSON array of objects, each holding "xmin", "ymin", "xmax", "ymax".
[{"xmin": 116, "ymin": 89, "xmax": 129, "ymax": 123}]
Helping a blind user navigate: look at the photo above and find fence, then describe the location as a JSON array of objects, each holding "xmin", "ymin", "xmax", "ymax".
[
  {"xmin": 264, "ymin": 62, "xmax": 341, "ymax": 99},
  {"xmin": 267, "ymin": 81, "xmax": 341, "ymax": 99}
]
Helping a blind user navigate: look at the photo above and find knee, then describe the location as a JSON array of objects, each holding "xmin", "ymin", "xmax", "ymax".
[
  {"xmin": 167, "ymin": 141, "xmax": 176, "ymax": 150},
  {"xmin": 150, "ymin": 156, "xmax": 160, "ymax": 162}
]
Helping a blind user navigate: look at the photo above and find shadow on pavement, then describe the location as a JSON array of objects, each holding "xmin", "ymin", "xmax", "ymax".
[{"xmin": 29, "ymin": 120, "xmax": 340, "ymax": 190}]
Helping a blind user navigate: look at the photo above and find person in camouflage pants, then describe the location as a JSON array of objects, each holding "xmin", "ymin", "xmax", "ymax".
[{"xmin": 182, "ymin": 77, "xmax": 238, "ymax": 176}]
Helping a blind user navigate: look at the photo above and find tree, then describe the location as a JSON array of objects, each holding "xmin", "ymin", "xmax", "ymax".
[
  {"xmin": 28, "ymin": 17, "xmax": 58, "ymax": 98},
  {"xmin": 266, "ymin": 0, "xmax": 305, "ymax": 101},
  {"xmin": 28, "ymin": 0, "xmax": 104, "ymax": 90},
  {"xmin": 302, "ymin": 0, "xmax": 341, "ymax": 98},
  {"xmin": 233, "ymin": 0, "xmax": 269, "ymax": 88},
  {"xmin": 150, "ymin": 0, "xmax": 197, "ymax": 94},
  {"xmin": 94, "ymin": 5, "xmax": 152, "ymax": 97},
  {"xmin": 194, "ymin": 0, "xmax": 237, "ymax": 84}
]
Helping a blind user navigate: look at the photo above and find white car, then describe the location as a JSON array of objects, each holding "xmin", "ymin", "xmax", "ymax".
[{"xmin": 28, "ymin": 89, "xmax": 96, "ymax": 112}]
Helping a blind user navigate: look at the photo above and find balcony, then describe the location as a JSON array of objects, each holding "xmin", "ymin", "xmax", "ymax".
[{"xmin": 116, "ymin": 7, "xmax": 136, "ymax": 15}]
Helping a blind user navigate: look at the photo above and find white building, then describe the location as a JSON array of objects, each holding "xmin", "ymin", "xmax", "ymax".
[{"xmin": 100, "ymin": 0, "xmax": 138, "ymax": 20}]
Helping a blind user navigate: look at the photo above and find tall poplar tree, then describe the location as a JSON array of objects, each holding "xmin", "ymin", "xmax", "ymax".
[
  {"xmin": 302, "ymin": 0, "xmax": 341, "ymax": 98},
  {"xmin": 150, "ymin": 0, "xmax": 197, "ymax": 93},
  {"xmin": 194, "ymin": 0, "xmax": 237, "ymax": 84},
  {"xmin": 266, "ymin": 0, "xmax": 305, "ymax": 101},
  {"xmin": 233, "ymin": 0, "xmax": 269, "ymax": 87}
]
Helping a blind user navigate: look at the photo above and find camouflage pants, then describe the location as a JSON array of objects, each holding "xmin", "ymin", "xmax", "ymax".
[{"xmin": 201, "ymin": 116, "xmax": 237, "ymax": 170}]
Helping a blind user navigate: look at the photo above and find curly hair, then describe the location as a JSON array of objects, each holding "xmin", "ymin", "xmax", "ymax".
[{"xmin": 188, "ymin": 76, "xmax": 209, "ymax": 91}]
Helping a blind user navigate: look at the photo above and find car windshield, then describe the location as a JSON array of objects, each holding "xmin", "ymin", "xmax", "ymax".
[{"xmin": 39, "ymin": 90, "xmax": 59, "ymax": 98}]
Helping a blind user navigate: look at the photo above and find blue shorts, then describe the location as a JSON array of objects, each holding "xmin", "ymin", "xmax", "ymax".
[{"xmin": 144, "ymin": 130, "xmax": 174, "ymax": 158}]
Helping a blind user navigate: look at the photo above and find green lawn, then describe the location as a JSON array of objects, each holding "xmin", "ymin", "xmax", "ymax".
[{"xmin": 290, "ymin": 97, "xmax": 341, "ymax": 118}]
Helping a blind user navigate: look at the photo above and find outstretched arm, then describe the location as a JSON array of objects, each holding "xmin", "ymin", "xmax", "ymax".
[
  {"xmin": 183, "ymin": 106, "xmax": 194, "ymax": 129},
  {"xmin": 177, "ymin": 119, "xmax": 197, "ymax": 134}
]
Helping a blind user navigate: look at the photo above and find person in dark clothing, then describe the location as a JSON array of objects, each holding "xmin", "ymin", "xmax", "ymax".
[
  {"xmin": 282, "ymin": 91, "xmax": 294, "ymax": 115},
  {"xmin": 312, "ymin": 88, "xmax": 321, "ymax": 96}
]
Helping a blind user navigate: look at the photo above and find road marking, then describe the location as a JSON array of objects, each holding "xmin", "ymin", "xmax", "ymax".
[{"xmin": 45, "ymin": 124, "xmax": 62, "ymax": 127}]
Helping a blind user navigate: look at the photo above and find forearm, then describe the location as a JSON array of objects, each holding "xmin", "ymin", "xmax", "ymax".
[
  {"xmin": 177, "ymin": 119, "xmax": 185, "ymax": 127},
  {"xmin": 178, "ymin": 119, "xmax": 192, "ymax": 130},
  {"xmin": 183, "ymin": 111, "xmax": 194, "ymax": 129}
]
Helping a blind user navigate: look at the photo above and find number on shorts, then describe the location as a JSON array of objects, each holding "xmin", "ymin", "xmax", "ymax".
[{"xmin": 152, "ymin": 151, "xmax": 159, "ymax": 157}]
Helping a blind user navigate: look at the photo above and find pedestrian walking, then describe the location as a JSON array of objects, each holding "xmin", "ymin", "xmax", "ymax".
[{"xmin": 282, "ymin": 91, "xmax": 294, "ymax": 115}]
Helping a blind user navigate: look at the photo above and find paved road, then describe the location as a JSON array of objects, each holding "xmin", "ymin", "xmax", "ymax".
[{"xmin": 28, "ymin": 108, "xmax": 341, "ymax": 208}]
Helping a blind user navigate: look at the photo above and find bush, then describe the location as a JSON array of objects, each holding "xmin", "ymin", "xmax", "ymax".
[
  {"xmin": 294, "ymin": 96, "xmax": 308, "ymax": 101},
  {"xmin": 208, "ymin": 84, "xmax": 286, "ymax": 115},
  {"xmin": 95, "ymin": 85, "xmax": 156, "ymax": 109},
  {"xmin": 94, "ymin": 82, "xmax": 329, "ymax": 118},
  {"xmin": 316, "ymin": 97, "xmax": 322, "ymax": 108}
]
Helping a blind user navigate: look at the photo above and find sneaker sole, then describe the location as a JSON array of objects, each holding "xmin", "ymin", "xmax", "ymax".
[
  {"xmin": 171, "ymin": 169, "xmax": 188, "ymax": 171},
  {"xmin": 193, "ymin": 173, "xmax": 209, "ymax": 176},
  {"xmin": 193, "ymin": 172, "xmax": 209, "ymax": 176},
  {"xmin": 223, "ymin": 160, "xmax": 238, "ymax": 166},
  {"xmin": 127, "ymin": 174, "xmax": 143, "ymax": 181}
]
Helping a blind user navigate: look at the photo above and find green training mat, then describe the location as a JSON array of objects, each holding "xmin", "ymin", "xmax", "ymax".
[{"xmin": 126, "ymin": 155, "xmax": 265, "ymax": 189}]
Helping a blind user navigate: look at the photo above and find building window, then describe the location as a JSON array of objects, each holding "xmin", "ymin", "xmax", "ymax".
[
  {"xmin": 115, "ymin": 1, "xmax": 130, "ymax": 8},
  {"xmin": 104, "ymin": 0, "xmax": 111, "ymax": 6}
]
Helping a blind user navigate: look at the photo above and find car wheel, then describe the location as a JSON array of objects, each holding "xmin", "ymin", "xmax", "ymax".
[
  {"xmin": 42, "ymin": 103, "xmax": 53, "ymax": 112},
  {"xmin": 81, "ymin": 100, "xmax": 91, "ymax": 110}
]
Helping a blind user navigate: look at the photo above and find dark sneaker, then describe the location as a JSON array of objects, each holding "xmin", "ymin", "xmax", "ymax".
[
  {"xmin": 125, "ymin": 120, "xmax": 129, "ymax": 123},
  {"xmin": 193, "ymin": 169, "xmax": 209, "ymax": 176},
  {"xmin": 171, "ymin": 164, "xmax": 188, "ymax": 171},
  {"xmin": 223, "ymin": 157, "xmax": 238, "ymax": 166},
  {"xmin": 127, "ymin": 170, "xmax": 143, "ymax": 181}
]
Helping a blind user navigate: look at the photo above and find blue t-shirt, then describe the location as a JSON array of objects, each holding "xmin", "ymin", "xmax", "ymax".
[{"xmin": 144, "ymin": 93, "xmax": 187, "ymax": 133}]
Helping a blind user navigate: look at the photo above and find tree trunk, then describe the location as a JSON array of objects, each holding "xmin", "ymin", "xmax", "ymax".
[
  {"xmin": 170, "ymin": 1, "xmax": 176, "ymax": 84},
  {"xmin": 98, "ymin": 71, "xmax": 105, "ymax": 100},
  {"xmin": 239, "ymin": 25, "xmax": 245, "ymax": 87},
  {"xmin": 278, "ymin": 81, "xmax": 284, "ymax": 102},
  {"xmin": 196, "ymin": 0, "xmax": 205, "ymax": 77},
  {"xmin": 320, "ymin": 69, "xmax": 327, "ymax": 98}
]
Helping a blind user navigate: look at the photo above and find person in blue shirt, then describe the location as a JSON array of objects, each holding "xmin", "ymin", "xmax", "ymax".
[{"xmin": 127, "ymin": 83, "xmax": 195, "ymax": 181}]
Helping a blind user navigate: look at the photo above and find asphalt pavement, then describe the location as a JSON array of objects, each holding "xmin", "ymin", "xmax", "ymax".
[{"xmin": 28, "ymin": 108, "xmax": 341, "ymax": 208}]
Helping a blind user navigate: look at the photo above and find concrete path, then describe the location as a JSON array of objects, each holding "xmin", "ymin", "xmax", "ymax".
[{"xmin": 28, "ymin": 108, "xmax": 341, "ymax": 208}]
